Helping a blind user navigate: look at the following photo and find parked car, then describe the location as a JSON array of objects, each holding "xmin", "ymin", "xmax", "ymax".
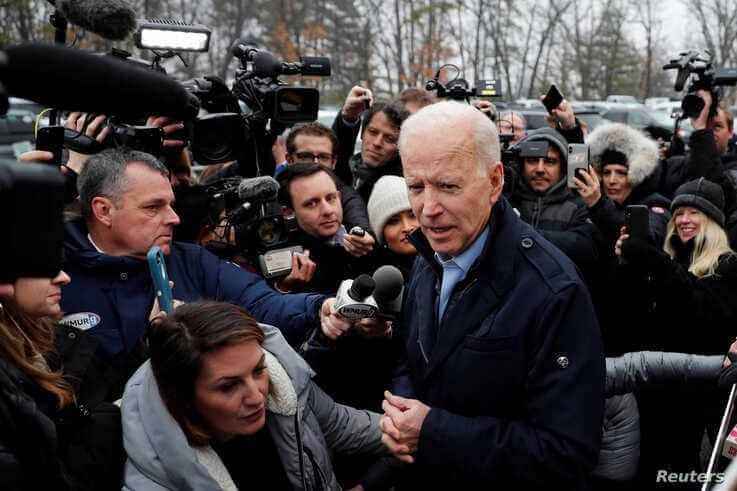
[{"xmin": 606, "ymin": 95, "xmax": 639, "ymax": 104}]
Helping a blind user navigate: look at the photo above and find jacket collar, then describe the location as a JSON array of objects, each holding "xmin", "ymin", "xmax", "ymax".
[
  {"xmin": 407, "ymin": 196, "xmax": 518, "ymax": 298},
  {"xmin": 63, "ymin": 219, "xmax": 144, "ymax": 269}
]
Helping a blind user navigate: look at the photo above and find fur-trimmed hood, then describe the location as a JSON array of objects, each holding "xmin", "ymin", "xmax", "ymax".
[{"xmin": 587, "ymin": 123, "xmax": 659, "ymax": 187}]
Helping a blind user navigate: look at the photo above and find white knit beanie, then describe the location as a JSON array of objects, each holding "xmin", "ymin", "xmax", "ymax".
[{"xmin": 368, "ymin": 175, "xmax": 412, "ymax": 244}]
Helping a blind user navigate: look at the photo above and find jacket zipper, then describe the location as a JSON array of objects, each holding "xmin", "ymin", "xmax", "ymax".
[{"xmin": 294, "ymin": 410, "xmax": 308, "ymax": 489}]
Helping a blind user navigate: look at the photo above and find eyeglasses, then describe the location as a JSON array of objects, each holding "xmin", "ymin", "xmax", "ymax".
[{"xmin": 294, "ymin": 152, "xmax": 335, "ymax": 163}]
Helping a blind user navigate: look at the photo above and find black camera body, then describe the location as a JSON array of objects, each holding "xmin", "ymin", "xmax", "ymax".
[
  {"xmin": 426, "ymin": 64, "xmax": 502, "ymax": 103},
  {"xmin": 664, "ymin": 51, "xmax": 737, "ymax": 118},
  {"xmin": 202, "ymin": 177, "xmax": 299, "ymax": 277}
]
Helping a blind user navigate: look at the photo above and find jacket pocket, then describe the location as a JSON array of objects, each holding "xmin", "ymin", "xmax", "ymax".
[{"xmin": 463, "ymin": 335, "xmax": 516, "ymax": 353}]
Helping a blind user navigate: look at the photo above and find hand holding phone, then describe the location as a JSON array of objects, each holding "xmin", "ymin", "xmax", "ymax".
[
  {"xmin": 567, "ymin": 144, "xmax": 589, "ymax": 189},
  {"xmin": 625, "ymin": 205, "xmax": 650, "ymax": 242},
  {"xmin": 35, "ymin": 126, "xmax": 65, "ymax": 166},
  {"xmin": 147, "ymin": 246, "xmax": 173, "ymax": 314},
  {"xmin": 542, "ymin": 85, "xmax": 564, "ymax": 114}
]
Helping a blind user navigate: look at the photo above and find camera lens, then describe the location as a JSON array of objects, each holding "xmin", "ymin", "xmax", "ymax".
[{"xmin": 681, "ymin": 93, "xmax": 705, "ymax": 119}]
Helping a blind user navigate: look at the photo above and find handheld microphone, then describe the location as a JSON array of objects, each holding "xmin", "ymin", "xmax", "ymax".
[
  {"xmin": 0, "ymin": 43, "xmax": 199, "ymax": 120},
  {"xmin": 53, "ymin": 0, "xmax": 137, "ymax": 41},
  {"xmin": 372, "ymin": 265, "xmax": 404, "ymax": 319},
  {"xmin": 334, "ymin": 274, "xmax": 378, "ymax": 320}
]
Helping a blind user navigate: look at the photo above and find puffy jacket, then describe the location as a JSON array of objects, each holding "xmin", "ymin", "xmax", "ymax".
[
  {"xmin": 60, "ymin": 219, "xmax": 325, "ymax": 397},
  {"xmin": 122, "ymin": 324, "xmax": 385, "ymax": 490}
]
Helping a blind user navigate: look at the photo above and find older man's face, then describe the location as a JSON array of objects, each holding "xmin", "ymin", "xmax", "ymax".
[{"xmin": 402, "ymin": 129, "xmax": 503, "ymax": 257}]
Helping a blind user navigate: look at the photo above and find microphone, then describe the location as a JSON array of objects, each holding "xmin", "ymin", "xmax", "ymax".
[
  {"xmin": 237, "ymin": 176, "xmax": 280, "ymax": 202},
  {"xmin": 334, "ymin": 274, "xmax": 379, "ymax": 320},
  {"xmin": 0, "ymin": 43, "xmax": 199, "ymax": 120},
  {"xmin": 54, "ymin": 0, "xmax": 137, "ymax": 41},
  {"xmin": 372, "ymin": 265, "xmax": 404, "ymax": 319}
]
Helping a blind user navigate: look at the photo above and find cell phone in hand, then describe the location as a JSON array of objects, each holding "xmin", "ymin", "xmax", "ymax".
[
  {"xmin": 350, "ymin": 226, "xmax": 366, "ymax": 237},
  {"xmin": 147, "ymin": 246, "xmax": 173, "ymax": 314},
  {"xmin": 625, "ymin": 205, "xmax": 650, "ymax": 242},
  {"xmin": 542, "ymin": 84, "xmax": 564, "ymax": 114},
  {"xmin": 35, "ymin": 126, "xmax": 65, "ymax": 166},
  {"xmin": 567, "ymin": 144, "xmax": 589, "ymax": 189}
]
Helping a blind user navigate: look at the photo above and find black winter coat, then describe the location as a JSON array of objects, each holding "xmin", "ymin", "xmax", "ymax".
[
  {"xmin": 508, "ymin": 176, "xmax": 601, "ymax": 272},
  {"xmin": 0, "ymin": 326, "xmax": 123, "ymax": 491}
]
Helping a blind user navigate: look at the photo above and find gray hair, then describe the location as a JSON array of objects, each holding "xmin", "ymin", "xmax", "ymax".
[
  {"xmin": 398, "ymin": 101, "xmax": 500, "ymax": 176},
  {"xmin": 77, "ymin": 148, "xmax": 170, "ymax": 219},
  {"xmin": 498, "ymin": 111, "xmax": 527, "ymax": 130}
]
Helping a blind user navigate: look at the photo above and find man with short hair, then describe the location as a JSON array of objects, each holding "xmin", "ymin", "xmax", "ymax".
[
  {"xmin": 380, "ymin": 101, "xmax": 603, "ymax": 488},
  {"xmin": 333, "ymin": 86, "xmax": 410, "ymax": 201},
  {"xmin": 279, "ymin": 121, "xmax": 375, "ymax": 257},
  {"xmin": 497, "ymin": 111, "xmax": 527, "ymax": 145},
  {"xmin": 395, "ymin": 87, "xmax": 436, "ymax": 114},
  {"xmin": 508, "ymin": 127, "xmax": 601, "ymax": 271},
  {"xmin": 276, "ymin": 163, "xmax": 372, "ymax": 294},
  {"xmin": 61, "ymin": 148, "xmax": 353, "ymax": 399}
]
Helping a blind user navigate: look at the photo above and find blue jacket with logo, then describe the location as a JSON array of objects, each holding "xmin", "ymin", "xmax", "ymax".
[
  {"xmin": 393, "ymin": 197, "xmax": 604, "ymax": 489},
  {"xmin": 60, "ymin": 219, "xmax": 324, "ymax": 369}
]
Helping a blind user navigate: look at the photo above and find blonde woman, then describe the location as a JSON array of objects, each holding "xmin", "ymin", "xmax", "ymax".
[
  {"xmin": 612, "ymin": 177, "xmax": 737, "ymax": 487},
  {"xmin": 615, "ymin": 177, "xmax": 737, "ymax": 353}
]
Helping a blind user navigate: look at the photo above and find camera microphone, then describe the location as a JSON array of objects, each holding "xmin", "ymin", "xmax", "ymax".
[
  {"xmin": 237, "ymin": 176, "xmax": 280, "ymax": 202},
  {"xmin": 52, "ymin": 0, "xmax": 137, "ymax": 41},
  {"xmin": 1, "ymin": 43, "xmax": 199, "ymax": 120},
  {"xmin": 372, "ymin": 265, "xmax": 404, "ymax": 320},
  {"xmin": 334, "ymin": 274, "xmax": 378, "ymax": 320}
]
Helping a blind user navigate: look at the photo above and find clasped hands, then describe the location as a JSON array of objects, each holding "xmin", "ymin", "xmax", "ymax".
[{"xmin": 379, "ymin": 390, "xmax": 430, "ymax": 464}]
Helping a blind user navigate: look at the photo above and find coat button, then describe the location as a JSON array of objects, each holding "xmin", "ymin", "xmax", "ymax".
[
  {"xmin": 67, "ymin": 331, "xmax": 77, "ymax": 340},
  {"xmin": 120, "ymin": 272, "xmax": 128, "ymax": 280},
  {"xmin": 521, "ymin": 237, "xmax": 534, "ymax": 249},
  {"xmin": 556, "ymin": 356, "xmax": 569, "ymax": 369}
]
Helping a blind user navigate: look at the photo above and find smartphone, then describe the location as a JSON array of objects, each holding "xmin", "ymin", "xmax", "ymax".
[
  {"xmin": 567, "ymin": 144, "xmax": 589, "ymax": 189},
  {"xmin": 35, "ymin": 126, "xmax": 65, "ymax": 166},
  {"xmin": 147, "ymin": 246, "xmax": 173, "ymax": 313},
  {"xmin": 258, "ymin": 245, "xmax": 304, "ymax": 279},
  {"xmin": 625, "ymin": 205, "xmax": 650, "ymax": 242},
  {"xmin": 542, "ymin": 84, "xmax": 564, "ymax": 114}
]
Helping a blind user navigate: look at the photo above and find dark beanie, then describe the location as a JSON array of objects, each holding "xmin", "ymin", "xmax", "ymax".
[
  {"xmin": 601, "ymin": 149, "xmax": 628, "ymax": 167},
  {"xmin": 671, "ymin": 178, "xmax": 725, "ymax": 226}
]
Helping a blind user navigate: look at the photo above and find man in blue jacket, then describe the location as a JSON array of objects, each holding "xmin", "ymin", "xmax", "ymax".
[
  {"xmin": 379, "ymin": 101, "xmax": 604, "ymax": 488},
  {"xmin": 60, "ymin": 148, "xmax": 351, "ymax": 398}
]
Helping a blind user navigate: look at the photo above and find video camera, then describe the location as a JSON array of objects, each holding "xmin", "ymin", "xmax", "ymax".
[
  {"xmin": 426, "ymin": 63, "xmax": 502, "ymax": 104},
  {"xmin": 54, "ymin": 22, "xmax": 331, "ymax": 173},
  {"xmin": 198, "ymin": 176, "xmax": 300, "ymax": 278},
  {"xmin": 663, "ymin": 51, "xmax": 737, "ymax": 118},
  {"xmin": 0, "ymin": 160, "xmax": 65, "ymax": 282},
  {"xmin": 501, "ymin": 139, "xmax": 549, "ymax": 168}
]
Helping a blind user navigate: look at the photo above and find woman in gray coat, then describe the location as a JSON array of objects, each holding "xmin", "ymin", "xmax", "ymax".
[{"xmin": 121, "ymin": 301, "xmax": 385, "ymax": 490}]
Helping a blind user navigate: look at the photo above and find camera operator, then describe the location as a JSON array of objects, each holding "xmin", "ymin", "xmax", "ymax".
[
  {"xmin": 507, "ymin": 128, "xmax": 601, "ymax": 273},
  {"xmin": 277, "ymin": 122, "xmax": 374, "ymax": 244},
  {"xmin": 275, "ymin": 163, "xmax": 375, "ymax": 294},
  {"xmin": 661, "ymin": 91, "xmax": 737, "ymax": 237},
  {"xmin": 59, "ymin": 148, "xmax": 353, "ymax": 400},
  {"xmin": 333, "ymin": 88, "xmax": 410, "ymax": 201}
]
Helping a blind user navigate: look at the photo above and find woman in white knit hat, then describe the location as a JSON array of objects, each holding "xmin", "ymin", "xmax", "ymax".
[{"xmin": 367, "ymin": 175, "xmax": 420, "ymax": 282}]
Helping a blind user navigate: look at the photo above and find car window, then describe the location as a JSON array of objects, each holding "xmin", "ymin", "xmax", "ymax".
[
  {"xmin": 628, "ymin": 110, "xmax": 650, "ymax": 127},
  {"xmin": 603, "ymin": 111, "xmax": 626, "ymax": 123}
]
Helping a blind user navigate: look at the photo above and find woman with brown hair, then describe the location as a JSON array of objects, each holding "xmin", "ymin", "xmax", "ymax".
[
  {"xmin": 122, "ymin": 300, "xmax": 385, "ymax": 490},
  {"xmin": 0, "ymin": 271, "xmax": 123, "ymax": 490}
]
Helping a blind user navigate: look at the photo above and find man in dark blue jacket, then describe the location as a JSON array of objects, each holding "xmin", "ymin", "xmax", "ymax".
[
  {"xmin": 60, "ymin": 148, "xmax": 351, "ymax": 398},
  {"xmin": 379, "ymin": 101, "xmax": 604, "ymax": 489}
]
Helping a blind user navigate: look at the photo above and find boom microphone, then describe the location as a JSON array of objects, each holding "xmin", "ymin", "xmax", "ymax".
[
  {"xmin": 0, "ymin": 43, "xmax": 199, "ymax": 120},
  {"xmin": 237, "ymin": 176, "xmax": 280, "ymax": 202},
  {"xmin": 53, "ymin": 0, "xmax": 137, "ymax": 40}
]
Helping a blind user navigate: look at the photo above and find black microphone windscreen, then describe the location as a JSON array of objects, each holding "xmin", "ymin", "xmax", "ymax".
[
  {"xmin": 349, "ymin": 275, "xmax": 375, "ymax": 300},
  {"xmin": 372, "ymin": 265, "xmax": 404, "ymax": 304},
  {"xmin": 57, "ymin": 0, "xmax": 137, "ymax": 40},
  {"xmin": 237, "ymin": 176, "xmax": 280, "ymax": 201},
  {"xmin": 1, "ymin": 43, "xmax": 196, "ymax": 120}
]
